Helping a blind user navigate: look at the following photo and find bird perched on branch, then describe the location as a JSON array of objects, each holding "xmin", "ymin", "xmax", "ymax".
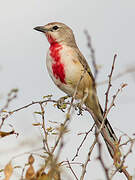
[{"xmin": 34, "ymin": 22, "xmax": 121, "ymax": 161}]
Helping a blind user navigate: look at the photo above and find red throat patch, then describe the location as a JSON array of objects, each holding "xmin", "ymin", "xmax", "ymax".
[
  {"xmin": 46, "ymin": 34, "xmax": 55, "ymax": 44},
  {"xmin": 49, "ymin": 39, "xmax": 66, "ymax": 84}
]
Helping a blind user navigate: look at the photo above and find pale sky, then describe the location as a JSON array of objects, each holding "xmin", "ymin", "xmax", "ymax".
[{"xmin": 0, "ymin": 0, "xmax": 135, "ymax": 179}]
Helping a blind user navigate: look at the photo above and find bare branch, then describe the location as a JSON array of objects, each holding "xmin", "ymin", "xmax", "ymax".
[
  {"xmin": 72, "ymin": 123, "xmax": 95, "ymax": 161},
  {"xmin": 98, "ymin": 66, "xmax": 135, "ymax": 86},
  {"xmin": 84, "ymin": 30, "xmax": 98, "ymax": 80},
  {"xmin": 103, "ymin": 83, "xmax": 128, "ymax": 121},
  {"xmin": 96, "ymin": 132, "xmax": 110, "ymax": 180},
  {"xmin": 67, "ymin": 159, "xmax": 79, "ymax": 180},
  {"xmin": 110, "ymin": 135, "xmax": 134, "ymax": 180},
  {"xmin": 39, "ymin": 103, "xmax": 50, "ymax": 154},
  {"xmin": 104, "ymin": 54, "xmax": 117, "ymax": 117},
  {"xmin": 0, "ymin": 89, "xmax": 18, "ymax": 130}
]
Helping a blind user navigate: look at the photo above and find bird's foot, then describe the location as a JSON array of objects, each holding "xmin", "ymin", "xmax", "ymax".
[
  {"xmin": 75, "ymin": 102, "xmax": 84, "ymax": 115},
  {"xmin": 56, "ymin": 95, "xmax": 69, "ymax": 112}
]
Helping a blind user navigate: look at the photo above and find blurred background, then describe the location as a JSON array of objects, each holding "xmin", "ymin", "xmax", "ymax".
[{"xmin": 0, "ymin": 0, "xmax": 135, "ymax": 179}]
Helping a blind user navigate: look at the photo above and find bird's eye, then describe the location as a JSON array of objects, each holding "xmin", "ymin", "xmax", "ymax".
[{"xmin": 52, "ymin": 26, "xmax": 59, "ymax": 30}]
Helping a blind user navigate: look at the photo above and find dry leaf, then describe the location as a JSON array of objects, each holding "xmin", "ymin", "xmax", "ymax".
[
  {"xmin": 43, "ymin": 95, "xmax": 52, "ymax": 99},
  {"xmin": 46, "ymin": 127, "xmax": 53, "ymax": 132},
  {"xmin": 3, "ymin": 161, "xmax": 13, "ymax": 180},
  {"xmin": 25, "ymin": 155, "xmax": 35, "ymax": 179},
  {"xmin": 25, "ymin": 165, "xmax": 35, "ymax": 180},
  {"xmin": 121, "ymin": 83, "xmax": 128, "ymax": 89},
  {"xmin": 37, "ymin": 173, "xmax": 51, "ymax": 180},
  {"xmin": 1, "ymin": 110, "xmax": 7, "ymax": 113},
  {"xmin": 34, "ymin": 112, "xmax": 42, "ymax": 115},
  {"xmin": 28, "ymin": 155, "xmax": 35, "ymax": 165},
  {"xmin": 0, "ymin": 130, "xmax": 15, "ymax": 138},
  {"xmin": 32, "ymin": 123, "xmax": 41, "ymax": 126}
]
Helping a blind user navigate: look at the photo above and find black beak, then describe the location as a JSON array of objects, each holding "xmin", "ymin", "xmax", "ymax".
[{"xmin": 33, "ymin": 26, "xmax": 48, "ymax": 33}]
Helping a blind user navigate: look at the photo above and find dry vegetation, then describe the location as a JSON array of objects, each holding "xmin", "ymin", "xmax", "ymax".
[{"xmin": 0, "ymin": 32, "xmax": 135, "ymax": 180}]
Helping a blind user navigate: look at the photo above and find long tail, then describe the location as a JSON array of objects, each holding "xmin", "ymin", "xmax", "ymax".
[
  {"xmin": 99, "ymin": 105, "xmax": 120, "ymax": 158},
  {"xmin": 85, "ymin": 96, "xmax": 121, "ymax": 160}
]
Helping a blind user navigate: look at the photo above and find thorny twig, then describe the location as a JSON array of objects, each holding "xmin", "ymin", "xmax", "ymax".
[
  {"xmin": 2, "ymin": 99, "xmax": 57, "ymax": 125},
  {"xmin": 72, "ymin": 123, "xmax": 95, "ymax": 161},
  {"xmin": 80, "ymin": 111, "xmax": 110, "ymax": 180},
  {"xmin": 104, "ymin": 83, "xmax": 128, "ymax": 121},
  {"xmin": 104, "ymin": 54, "xmax": 117, "ymax": 117},
  {"xmin": 67, "ymin": 159, "xmax": 79, "ymax": 180},
  {"xmin": 0, "ymin": 89, "xmax": 18, "ymax": 130},
  {"xmin": 110, "ymin": 134, "xmax": 134, "ymax": 180},
  {"xmin": 39, "ymin": 103, "xmax": 50, "ymax": 153},
  {"xmin": 9, "ymin": 99, "xmax": 56, "ymax": 114},
  {"xmin": 84, "ymin": 30, "xmax": 98, "ymax": 80},
  {"xmin": 61, "ymin": 161, "xmax": 83, "ymax": 167},
  {"xmin": 80, "ymin": 115, "xmax": 111, "ymax": 179},
  {"xmin": 96, "ymin": 129, "xmax": 110, "ymax": 180},
  {"xmin": 80, "ymin": 125, "xmax": 98, "ymax": 180},
  {"xmin": 0, "ymin": 89, "xmax": 18, "ymax": 115},
  {"xmin": 98, "ymin": 66, "xmax": 135, "ymax": 86},
  {"xmin": 20, "ymin": 163, "xmax": 27, "ymax": 180},
  {"xmin": 119, "ymin": 138, "xmax": 135, "ymax": 148}
]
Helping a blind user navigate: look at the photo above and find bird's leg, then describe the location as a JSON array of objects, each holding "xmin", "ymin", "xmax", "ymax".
[
  {"xmin": 76, "ymin": 88, "xmax": 89, "ymax": 115},
  {"xmin": 57, "ymin": 95, "xmax": 70, "ymax": 111}
]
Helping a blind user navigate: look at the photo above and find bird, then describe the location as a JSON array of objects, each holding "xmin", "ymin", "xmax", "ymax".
[{"xmin": 34, "ymin": 22, "xmax": 121, "ymax": 161}]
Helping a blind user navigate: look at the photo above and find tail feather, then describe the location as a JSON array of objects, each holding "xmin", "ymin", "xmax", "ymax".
[
  {"xmin": 102, "ymin": 118, "xmax": 119, "ymax": 158},
  {"xmin": 99, "ymin": 104, "xmax": 120, "ymax": 158},
  {"xmin": 99, "ymin": 104, "xmax": 118, "ymax": 141},
  {"xmin": 85, "ymin": 94, "xmax": 121, "ymax": 159}
]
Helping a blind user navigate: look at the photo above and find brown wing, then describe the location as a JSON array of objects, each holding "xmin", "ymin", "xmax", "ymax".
[{"xmin": 75, "ymin": 47, "xmax": 95, "ymax": 86}]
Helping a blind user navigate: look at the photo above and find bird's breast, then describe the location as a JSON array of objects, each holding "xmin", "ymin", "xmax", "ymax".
[
  {"xmin": 47, "ymin": 43, "xmax": 66, "ymax": 84},
  {"xmin": 46, "ymin": 44, "xmax": 85, "ymax": 97}
]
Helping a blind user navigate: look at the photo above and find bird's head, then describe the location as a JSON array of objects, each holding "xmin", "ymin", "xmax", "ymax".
[{"xmin": 34, "ymin": 22, "xmax": 76, "ymax": 46}]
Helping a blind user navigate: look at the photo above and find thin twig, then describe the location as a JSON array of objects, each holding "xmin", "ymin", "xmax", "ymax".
[
  {"xmin": 110, "ymin": 136, "xmax": 134, "ymax": 180},
  {"xmin": 67, "ymin": 159, "xmax": 79, "ymax": 180},
  {"xmin": 80, "ymin": 114, "xmax": 110, "ymax": 180},
  {"xmin": 96, "ymin": 132, "xmax": 110, "ymax": 180},
  {"xmin": 119, "ymin": 138, "xmax": 135, "ymax": 147},
  {"xmin": 84, "ymin": 30, "xmax": 98, "ymax": 80},
  {"xmin": 0, "ymin": 89, "xmax": 18, "ymax": 114},
  {"xmin": 0, "ymin": 89, "xmax": 18, "ymax": 129},
  {"xmin": 104, "ymin": 83, "xmax": 128, "ymax": 121},
  {"xmin": 98, "ymin": 66, "xmax": 135, "ymax": 86},
  {"xmin": 8, "ymin": 99, "xmax": 57, "ymax": 114},
  {"xmin": 104, "ymin": 54, "xmax": 117, "ymax": 117},
  {"xmin": 39, "ymin": 103, "xmax": 50, "ymax": 153},
  {"xmin": 72, "ymin": 123, "xmax": 95, "ymax": 161},
  {"xmin": 20, "ymin": 164, "xmax": 27, "ymax": 180}
]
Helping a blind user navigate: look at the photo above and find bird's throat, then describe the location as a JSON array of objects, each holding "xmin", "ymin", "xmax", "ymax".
[{"xmin": 46, "ymin": 34, "xmax": 55, "ymax": 44}]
